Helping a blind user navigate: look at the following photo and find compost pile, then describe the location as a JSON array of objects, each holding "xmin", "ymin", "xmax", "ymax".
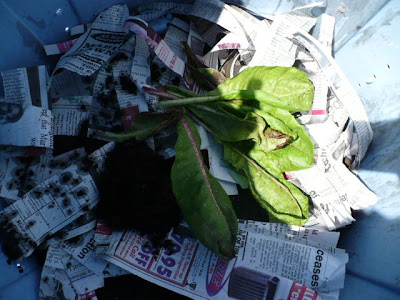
[{"xmin": 0, "ymin": 1, "xmax": 377, "ymax": 300}]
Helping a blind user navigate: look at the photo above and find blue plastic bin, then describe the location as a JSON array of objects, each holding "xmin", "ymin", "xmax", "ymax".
[{"xmin": 0, "ymin": 1, "xmax": 399, "ymax": 299}]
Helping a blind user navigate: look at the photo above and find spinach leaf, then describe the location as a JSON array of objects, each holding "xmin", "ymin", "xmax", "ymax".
[
  {"xmin": 188, "ymin": 102, "xmax": 267, "ymax": 144},
  {"xmin": 189, "ymin": 101, "xmax": 314, "ymax": 172},
  {"xmin": 189, "ymin": 103, "xmax": 312, "ymax": 225},
  {"xmin": 223, "ymin": 142, "xmax": 309, "ymax": 225},
  {"xmin": 208, "ymin": 66, "xmax": 314, "ymax": 111},
  {"xmin": 171, "ymin": 115, "xmax": 237, "ymax": 258},
  {"xmin": 238, "ymin": 104, "xmax": 314, "ymax": 171}
]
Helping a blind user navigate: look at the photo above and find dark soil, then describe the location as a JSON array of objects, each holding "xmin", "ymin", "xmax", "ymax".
[
  {"xmin": 94, "ymin": 141, "xmax": 182, "ymax": 236},
  {"xmin": 96, "ymin": 274, "xmax": 189, "ymax": 300}
]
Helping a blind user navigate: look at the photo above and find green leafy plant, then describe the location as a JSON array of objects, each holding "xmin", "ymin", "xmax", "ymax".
[
  {"xmin": 172, "ymin": 115, "xmax": 237, "ymax": 258},
  {"xmin": 101, "ymin": 66, "xmax": 315, "ymax": 259}
]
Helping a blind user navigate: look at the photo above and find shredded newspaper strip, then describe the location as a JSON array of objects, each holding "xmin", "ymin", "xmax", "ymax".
[
  {"xmin": 44, "ymin": 39, "xmax": 78, "ymax": 56},
  {"xmin": 0, "ymin": 0, "xmax": 379, "ymax": 298},
  {"xmin": 53, "ymin": 5, "xmax": 130, "ymax": 76}
]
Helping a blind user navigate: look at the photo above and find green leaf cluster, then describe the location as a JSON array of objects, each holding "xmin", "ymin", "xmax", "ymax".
[{"xmin": 103, "ymin": 66, "xmax": 314, "ymax": 258}]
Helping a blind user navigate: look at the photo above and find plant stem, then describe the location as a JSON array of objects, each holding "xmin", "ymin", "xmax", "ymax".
[
  {"xmin": 142, "ymin": 86, "xmax": 180, "ymax": 100},
  {"xmin": 157, "ymin": 95, "xmax": 221, "ymax": 107}
]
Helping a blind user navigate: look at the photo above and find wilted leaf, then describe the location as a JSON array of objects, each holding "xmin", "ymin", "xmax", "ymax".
[
  {"xmin": 182, "ymin": 41, "xmax": 209, "ymax": 69},
  {"xmin": 239, "ymin": 104, "xmax": 314, "ymax": 172},
  {"xmin": 188, "ymin": 66, "xmax": 227, "ymax": 90},
  {"xmin": 264, "ymin": 128, "xmax": 292, "ymax": 150}
]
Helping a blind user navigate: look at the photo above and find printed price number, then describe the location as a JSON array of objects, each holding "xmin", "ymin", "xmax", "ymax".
[
  {"xmin": 156, "ymin": 232, "xmax": 185, "ymax": 278},
  {"xmin": 135, "ymin": 241, "xmax": 154, "ymax": 268}
]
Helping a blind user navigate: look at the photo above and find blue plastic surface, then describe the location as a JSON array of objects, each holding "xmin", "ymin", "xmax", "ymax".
[
  {"xmin": 0, "ymin": 0, "xmax": 399, "ymax": 299},
  {"xmin": 334, "ymin": 1, "xmax": 400, "ymax": 298}
]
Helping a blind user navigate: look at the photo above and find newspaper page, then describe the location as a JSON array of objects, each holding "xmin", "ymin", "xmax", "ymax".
[
  {"xmin": 282, "ymin": 27, "xmax": 376, "ymax": 229},
  {"xmin": 2, "ymin": 66, "xmax": 50, "ymax": 109},
  {"xmin": 88, "ymin": 141, "xmax": 115, "ymax": 173},
  {"xmin": 293, "ymin": 135, "xmax": 377, "ymax": 230},
  {"xmin": 38, "ymin": 143, "xmax": 114, "ymax": 250},
  {"xmin": 49, "ymin": 70, "xmax": 93, "ymax": 98},
  {"xmin": 54, "ymin": 5, "xmax": 129, "ymax": 76},
  {"xmin": 85, "ymin": 36, "xmax": 141, "ymax": 135},
  {"xmin": 149, "ymin": 17, "xmax": 190, "ymax": 158},
  {"xmin": 102, "ymin": 262, "xmax": 130, "ymax": 278},
  {"xmin": 204, "ymin": 4, "xmax": 273, "ymax": 57},
  {"xmin": 87, "ymin": 65, "xmax": 125, "ymax": 135},
  {"xmin": 52, "ymin": 96, "xmax": 92, "ymax": 136},
  {"xmin": 124, "ymin": 16, "xmax": 186, "ymax": 76},
  {"xmin": 1, "ymin": 66, "xmax": 53, "ymax": 149},
  {"xmin": 0, "ymin": 164, "xmax": 99, "ymax": 260},
  {"xmin": 0, "ymin": 156, "xmax": 36, "ymax": 202},
  {"xmin": 248, "ymin": 2, "xmax": 323, "ymax": 67},
  {"xmin": 188, "ymin": 0, "xmax": 260, "ymax": 73},
  {"xmin": 136, "ymin": 2, "xmax": 192, "ymax": 25},
  {"xmin": 189, "ymin": 0, "xmax": 247, "ymax": 42},
  {"xmin": 238, "ymin": 220, "xmax": 340, "ymax": 249},
  {"xmin": 111, "ymin": 36, "xmax": 150, "ymax": 129},
  {"xmin": 292, "ymin": 29, "xmax": 373, "ymax": 162},
  {"xmin": 228, "ymin": 0, "xmax": 322, "ymax": 18},
  {"xmin": 235, "ymin": 230, "xmax": 347, "ymax": 292},
  {"xmin": 130, "ymin": 35, "xmax": 158, "ymax": 111},
  {"xmin": 148, "ymin": 17, "xmax": 189, "ymax": 92},
  {"xmin": 297, "ymin": 13, "xmax": 335, "ymax": 125},
  {"xmin": 0, "ymin": 106, "xmax": 53, "ymax": 148},
  {"xmin": 196, "ymin": 122, "xmax": 247, "ymax": 195},
  {"xmin": 41, "ymin": 212, "xmax": 97, "ymax": 248},
  {"xmin": 137, "ymin": 2, "xmax": 192, "ymax": 16},
  {"xmin": 123, "ymin": 18, "xmax": 189, "ymax": 156},
  {"xmin": 62, "ymin": 256, "xmax": 104, "ymax": 294},
  {"xmin": 94, "ymin": 220, "xmax": 346, "ymax": 299},
  {"xmin": 188, "ymin": 21, "xmax": 206, "ymax": 56},
  {"xmin": 0, "ymin": 145, "xmax": 49, "ymax": 160},
  {"xmin": 0, "ymin": 148, "xmax": 86, "ymax": 202},
  {"xmin": 138, "ymin": 10, "xmax": 167, "ymax": 23},
  {"xmin": 305, "ymin": 95, "xmax": 350, "ymax": 147},
  {"xmin": 196, "ymin": 5, "xmax": 270, "ymax": 79},
  {"xmin": 61, "ymin": 229, "xmax": 108, "ymax": 274},
  {"xmin": 40, "ymin": 266, "xmax": 77, "ymax": 300},
  {"xmin": 40, "ymin": 242, "xmax": 101, "ymax": 299}
]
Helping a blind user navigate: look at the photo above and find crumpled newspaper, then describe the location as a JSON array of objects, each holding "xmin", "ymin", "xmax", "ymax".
[{"xmin": 0, "ymin": 1, "xmax": 378, "ymax": 299}]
